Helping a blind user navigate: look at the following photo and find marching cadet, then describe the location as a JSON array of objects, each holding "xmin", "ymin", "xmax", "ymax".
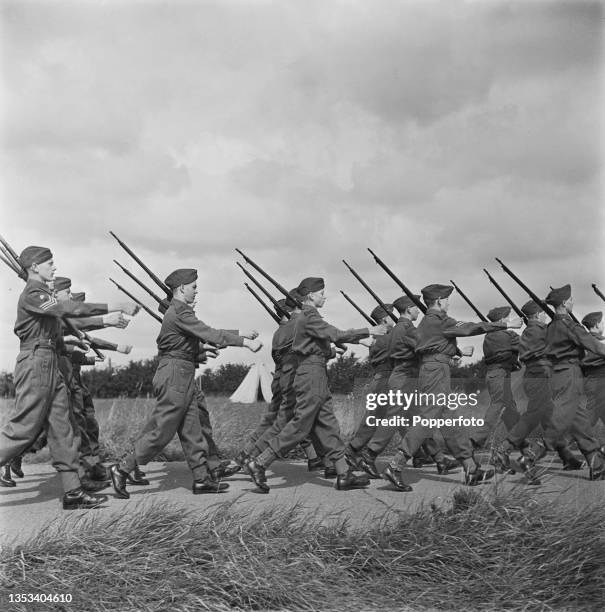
[
  {"xmin": 383, "ymin": 284, "xmax": 522, "ymax": 490},
  {"xmin": 581, "ymin": 311, "xmax": 605, "ymax": 448},
  {"xmin": 538, "ymin": 285, "xmax": 605, "ymax": 479},
  {"xmin": 470, "ymin": 306, "xmax": 521, "ymax": 449},
  {"xmin": 0, "ymin": 246, "xmax": 139, "ymax": 510},
  {"xmin": 237, "ymin": 298, "xmax": 293, "ymax": 462},
  {"xmin": 492, "ymin": 300, "xmax": 582, "ymax": 477},
  {"xmin": 239, "ymin": 291, "xmax": 324, "ymax": 473},
  {"xmin": 109, "ymin": 268, "xmax": 262, "ymax": 499},
  {"xmin": 246, "ymin": 277, "xmax": 387, "ymax": 493},
  {"xmin": 54, "ymin": 277, "xmax": 134, "ymax": 488},
  {"xmin": 345, "ymin": 304, "xmax": 395, "ymax": 477}
]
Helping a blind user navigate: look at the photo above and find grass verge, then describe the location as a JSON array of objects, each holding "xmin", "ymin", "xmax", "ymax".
[{"xmin": 1, "ymin": 488, "xmax": 603, "ymax": 611}]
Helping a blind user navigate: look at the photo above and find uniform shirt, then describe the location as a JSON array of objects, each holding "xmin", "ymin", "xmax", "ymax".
[
  {"xmin": 388, "ymin": 317, "xmax": 418, "ymax": 364},
  {"xmin": 156, "ymin": 298, "xmax": 243, "ymax": 361},
  {"xmin": 271, "ymin": 316, "xmax": 297, "ymax": 368},
  {"xmin": 483, "ymin": 329, "xmax": 520, "ymax": 369},
  {"xmin": 415, "ymin": 309, "xmax": 504, "ymax": 357},
  {"xmin": 519, "ymin": 319, "xmax": 549, "ymax": 364},
  {"xmin": 581, "ymin": 331, "xmax": 605, "ymax": 371},
  {"xmin": 291, "ymin": 305, "xmax": 368, "ymax": 359},
  {"xmin": 368, "ymin": 329, "xmax": 393, "ymax": 370},
  {"xmin": 546, "ymin": 314, "xmax": 605, "ymax": 363},
  {"xmin": 14, "ymin": 279, "xmax": 108, "ymax": 344}
]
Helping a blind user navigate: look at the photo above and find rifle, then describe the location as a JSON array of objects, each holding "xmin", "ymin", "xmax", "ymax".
[
  {"xmin": 113, "ymin": 259, "xmax": 170, "ymax": 312},
  {"xmin": 495, "ymin": 258, "xmax": 555, "ymax": 319},
  {"xmin": 367, "ymin": 248, "xmax": 427, "ymax": 314},
  {"xmin": 340, "ymin": 290, "xmax": 375, "ymax": 325},
  {"xmin": 450, "ymin": 280, "xmax": 488, "ymax": 322},
  {"xmin": 110, "ymin": 278, "xmax": 163, "ymax": 324},
  {"xmin": 0, "ymin": 234, "xmax": 104, "ymax": 360},
  {"xmin": 237, "ymin": 262, "xmax": 290, "ymax": 319},
  {"xmin": 592, "ymin": 284, "xmax": 605, "ymax": 304},
  {"xmin": 244, "ymin": 283, "xmax": 281, "ymax": 324},
  {"xmin": 342, "ymin": 259, "xmax": 398, "ymax": 323},
  {"xmin": 235, "ymin": 248, "xmax": 303, "ymax": 308},
  {"xmin": 110, "ymin": 231, "xmax": 172, "ymax": 299},
  {"xmin": 483, "ymin": 269, "xmax": 528, "ymax": 324}
]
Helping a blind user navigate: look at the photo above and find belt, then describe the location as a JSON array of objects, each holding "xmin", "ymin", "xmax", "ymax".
[
  {"xmin": 391, "ymin": 358, "xmax": 417, "ymax": 367},
  {"xmin": 419, "ymin": 354, "xmax": 452, "ymax": 364},
  {"xmin": 296, "ymin": 354, "xmax": 327, "ymax": 365},
  {"xmin": 157, "ymin": 352, "xmax": 196, "ymax": 364},
  {"xmin": 523, "ymin": 358, "xmax": 551, "ymax": 369},
  {"xmin": 550, "ymin": 358, "xmax": 580, "ymax": 366},
  {"xmin": 20, "ymin": 338, "xmax": 57, "ymax": 351}
]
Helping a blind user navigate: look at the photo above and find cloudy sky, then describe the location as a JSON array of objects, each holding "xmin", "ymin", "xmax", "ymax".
[{"xmin": 1, "ymin": 0, "xmax": 603, "ymax": 372}]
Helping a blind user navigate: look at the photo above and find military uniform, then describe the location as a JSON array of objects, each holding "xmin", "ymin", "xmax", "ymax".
[
  {"xmin": 472, "ymin": 307, "xmax": 520, "ymax": 447},
  {"xmin": 0, "ymin": 255, "xmax": 110, "ymax": 493},
  {"xmin": 116, "ymin": 269, "xmax": 247, "ymax": 491},
  {"xmin": 541, "ymin": 293, "xmax": 605, "ymax": 468},
  {"xmin": 395, "ymin": 285, "xmax": 507, "ymax": 470},
  {"xmin": 581, "ymin": 313, "xmax": 605, "ymax": 445}
]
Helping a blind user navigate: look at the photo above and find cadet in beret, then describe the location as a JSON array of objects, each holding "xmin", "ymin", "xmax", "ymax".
[
  {"xmin": 247, "ymin": 277, "xmax": 387, "ymax": 492},
  {"xmin": 471, "ymin": 306, "xmax": 521, "ymax": 450},
  {"xmin": 380, "ymin": 296, "xmax": 457, "ymax": 491},
  {"xmin": 0, "ymin": 246, "xmax": 139, "ymax": 510},
  {"xmin": 386, "ymin": 284, "xmax": 522, "ymax": 486},
  {"xmin": 239, "ymin": 289, "xmax": 324, "ymax": 473},
  {"xmin": 110, "ymin": 268, "xmax": 262, "ymax": 498},
  {"xmin": 345, "ymin": 303, "xmax": 396, "ymax": 479},
  {"xmin": 542, "ymin": 285, "xmax": 605, "ymax": 479},
  {"xmin": 493, "ymin": 300, "xmax": 582, "ymax": 475},
  {"xmin": 581, "ymin": 311, "xmax": 605, "ymax": 449}
]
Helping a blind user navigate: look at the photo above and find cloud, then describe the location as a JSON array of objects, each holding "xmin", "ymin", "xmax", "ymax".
[{"xmin": 0, "ymin": 0, "xmax": 602, "ymax": 370}]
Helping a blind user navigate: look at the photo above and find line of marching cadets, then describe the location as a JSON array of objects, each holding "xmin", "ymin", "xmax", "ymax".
[{"xmin": 0, "ymin": 244, "xmax": 604, "ymax": 510}]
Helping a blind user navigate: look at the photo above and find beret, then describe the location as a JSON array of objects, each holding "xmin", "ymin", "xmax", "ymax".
[
  {"xmin": 487, "ymin": 306, "xmax": 511, "ymax": 322},
  {"xmin": 582, "ymin": 311, "xmax": 603, "ymax": 329},
  {"xmin": 19, "ymin": 246, "xmax": 53, "ymax": 269},
  {"xmin": 545, "ymin": 284, "xmax": 571, "ymax": 306},
  {"xmin": 71, "ymin": 291, "xmax": 86, "ymax": 302},
  {"xmin": 54, "ymin": 277, "xmax": 72, "ymax": 292},
  {"xmin": 297, "ymin": 277, "xmax": 325, "ymax": 296},
  {"xmin": 521, "ymin": 300, "xmax": 541, "ymax": 316},
  {"xmin": 274, "ymin": 298, "xmax": 291, "ymax": 318},
  {"xmin": 421, "ymin": 284, "xmax": 453, "ymax": 304},
  {"xmin": 164, "ymin": 268, "xmax": 197, "ymax": 289},
  {"xmin": 370, "ymin": 304, "xmax": 394, "ymax": 324},
  {"xmin": 393, "ymin": 295, "xmax": 420, "ymax": 313},
  {"xmin": 285, "ymin": 287, "xmax": 302, "ymax": 309}
]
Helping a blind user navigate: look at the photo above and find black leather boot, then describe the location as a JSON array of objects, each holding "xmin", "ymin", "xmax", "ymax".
[
  {"xmin": 381, "ymin": 465, "xmax": 412, "ymax": 492},
  {"xmin": 0, "ymin": 465, "xmax": 16, "ymax": 487},
  {"xmin": 62, "ymin": 488, "xmax": 108, "ymax": 510},
  {"xmin": 335, "ymin": 470, "xmax": 370, "ymax": 490},
  {"xmin": 109, "ymin": 464, "xmax": 130, "ymax": 499},
  {"xmin": 9, "ymin": 456, "xmax": 24, "ymax": 478}
]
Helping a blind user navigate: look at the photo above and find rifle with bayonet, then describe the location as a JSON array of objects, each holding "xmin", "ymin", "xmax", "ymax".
[
  {"xmin": 235, "ymin": 248, "xmax": 303, "ymax": 308},
  {"xmin": 340, "ymin": 290, "xmax": 375, "ymax": 325},
  {"xmin": 110, "ymin": 231, "xmax": 172, "ymax": 300},
  {"xmin": 0, "ymin": 233, "xmax": 105, "ymax": 360},
  {"xmin": 495, "ymin": 258, "xmax": 555, "ymax": 319},
  {"xmin": 342, "ymin": 259, "xmax": 398, "ymax": 323},
  {"xmin": 244, "ymin": 283, "xmax": 281, "ymax": 325},
  {"xmin": 367, "ymin": 248, "xmax": 427, "ymax": 314},
  {"xmin": 237, "ymin": 262, "xmax": 290, "ymax": 320},
  {"xmin": 592, "ymin": 284, "xmax": 605, "ymax": 304},
  {"xmin": 483, "ymin": 269, "xmax": 528, "ymax": 324},
  {"xmin": 450, "ymin": 280, "xmax": 487, "ymax": 322},
  {"xmin": 113, "ymin": 259, "xmax": 170, "ymax": 313},
  {"xmin": 110, "ymin": 278, "xmax": 163, "ymax": 323}
]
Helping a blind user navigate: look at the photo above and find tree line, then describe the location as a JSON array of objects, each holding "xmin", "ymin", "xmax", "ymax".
[{"xmin": 0, "ymin": 355, "xmax": 487, "ymax": 399}]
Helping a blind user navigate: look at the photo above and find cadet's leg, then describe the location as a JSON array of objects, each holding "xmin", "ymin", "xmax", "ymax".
[
  {"xmin": 177, "ymin": 393, "xmax": 210, "ymax": 481},
  {"xmin": 472, "ymin": 368, "xmax": 507, "ymax": 448}
]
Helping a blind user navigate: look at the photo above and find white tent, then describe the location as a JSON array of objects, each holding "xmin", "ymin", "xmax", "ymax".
[{"xmin": 229, "ymin": 362, "xmax": 273, "ymax": 403}]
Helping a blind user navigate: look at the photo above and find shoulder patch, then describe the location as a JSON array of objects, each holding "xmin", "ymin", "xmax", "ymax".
[
  {"xmin": 40, "ymin": 296, "xmax": 58, "ymax": 311},
  {"xmin": 455, "ymin": 321, "xmax": 465, "ymax": 327}
]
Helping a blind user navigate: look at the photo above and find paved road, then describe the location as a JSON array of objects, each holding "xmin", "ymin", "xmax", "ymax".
[{"xmin": 1, "ymin": 456, "xmax": 603, "ymax": 547}]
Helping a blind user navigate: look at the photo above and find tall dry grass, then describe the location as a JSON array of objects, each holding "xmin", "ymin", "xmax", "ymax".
[{"xmin": 1, "ymin": 487, "xmax": 603, "ymax": 611}]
